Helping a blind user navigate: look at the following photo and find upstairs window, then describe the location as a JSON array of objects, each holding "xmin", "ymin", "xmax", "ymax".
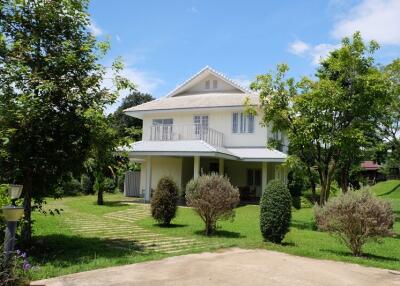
[
  {"xmin": 205, "ymin": 80, "xmax": 210, "ymax": 89},
  {"xmin": 232, "ymin": 112, "xmax": 254, "ymax": 133}
]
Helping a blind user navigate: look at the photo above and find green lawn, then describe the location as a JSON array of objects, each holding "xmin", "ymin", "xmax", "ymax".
[
  {"xmin": 138, "ymin": 180, "xmax": 400, "ymax": 270},
  {"xmin": 28, "ymin": 180, "xmax": 400, "ymax": 280}
]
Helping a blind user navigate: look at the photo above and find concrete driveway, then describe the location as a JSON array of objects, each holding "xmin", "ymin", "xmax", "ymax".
[{"xmin": 32, "ymin": 248, "xmax": 400, "ymax": 286}]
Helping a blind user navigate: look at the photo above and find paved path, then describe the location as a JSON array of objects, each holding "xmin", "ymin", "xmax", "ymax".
[
  {"xmin": 64, "ymin": 204, "xmax": 216, "ymax": 254},
  {"xmin": 32, "ymin": 248, "xmax": 400, "ymax": 286}
]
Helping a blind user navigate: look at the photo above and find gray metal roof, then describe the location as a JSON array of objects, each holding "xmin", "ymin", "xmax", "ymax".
[
  {"xmin": 124, "ymin": 92, "xmax": 258, "ymax": 114},
  {"xmin": 122, "ymin": 140, "xmax": 287, "ymax": 162}
]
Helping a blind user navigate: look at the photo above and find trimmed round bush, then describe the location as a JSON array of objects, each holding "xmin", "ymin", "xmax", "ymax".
[
  {"xmin": 151, "ymin": 176, "xmax": 179, "ymax": 225},
  {"xmin": 260, "ymin": 179, "xmax": 292, "ymax": 243},
  {"xmin": 186, "ymin": 174, "xmax": 240, "ymax": 236},
  {"xmin": 315, "ymin": 190, "xmax": 394, "ymax": 256}
]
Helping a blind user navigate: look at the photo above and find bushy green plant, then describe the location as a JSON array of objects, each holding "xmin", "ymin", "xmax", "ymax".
[
  {"xmin": 0, "ymin": 249, "xmax": 32, "ymax": 286},
  {"xmin": 260, "ymin": 180, "xmax": 292, "ymax": 243},
  {"xmin": 186, "ymin": 174, "xmax": 240, "ymax": 236},
  {"xmin": 103, "ymin": 177, "xmax": 116, "ymax": 193},
  {"xmin": 315, "ymin": 190, "xmax": 395, "ymax": 256},
  {"xmin": 62, "ymin": 177, "xmax": 82, "ymax": 196},
  {"xmin": 80, "ymin": 174, "xmax": 94, "ymax": 194},
  {"xmin": 287, "ymin": 171, "xmax": 307, "ymax": 209},
  {"xmin": 151, "ymin": 177, "xmax": 179, "ymax": 225}
]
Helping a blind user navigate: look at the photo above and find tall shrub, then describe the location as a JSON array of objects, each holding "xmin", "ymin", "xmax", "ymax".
[
  {"xmin": 260, "ymin": 180, "xmax": 292, "ymax": 243},
  {"xmin": 186, "ymin": 174, "xmax": 240, "ymax": 236},
  {"xmin": 315, "ymin": 190, "xmax": 395, "ymax": 256},
  {"xmin": 151, "ymin": 177, "xmax": 179, "ymax": 225}
]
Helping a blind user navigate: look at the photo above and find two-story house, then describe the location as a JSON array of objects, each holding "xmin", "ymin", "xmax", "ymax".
[{"xmin": 123, "ymin": 66, "xmax": 288, "ymax": 202}]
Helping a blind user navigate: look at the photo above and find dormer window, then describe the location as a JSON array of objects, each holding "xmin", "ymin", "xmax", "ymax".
[
  {"xmin": 213, "ymin": 80, "xmax": 218, "ymax": 89},
  {"xmin": 205, "ymin": 80, "xmax": 210, "ymax": 89}
]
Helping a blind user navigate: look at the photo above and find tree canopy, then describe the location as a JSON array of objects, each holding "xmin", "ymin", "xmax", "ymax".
[
  {"xmin": 251, "ymin": 32, "xmax": 390, "ymax": 204},
  {"xmin": 109, "ymin": 91, "xmax": 154, "ymax": 141},
  {"xmin": 0, "ymin": 0, "xmax": 129, "ymax": 241}
]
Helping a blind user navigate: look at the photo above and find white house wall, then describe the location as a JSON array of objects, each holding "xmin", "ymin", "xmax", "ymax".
[
  {"xmin": 183, "ymin": 74, "xmax": 239, "ymax": 94},
  {"xmin": 142, "ymin": 109, "xmax": 269, "ymax": 148},
  {"xmin": 139, "ymin": 157, "xmax": 183, "ymax": 193}
]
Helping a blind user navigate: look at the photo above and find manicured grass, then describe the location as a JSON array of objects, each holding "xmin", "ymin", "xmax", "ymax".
[
  {"xmin": 29, "ymin": 194, "xmax": 169, "ymax": 280},
  {"xmin": 27, "ymin": 180, "xmax": 400, "ymax": 280},
  {"xmin": 138, "ymin": 180, "xmax": 400, "ymax": 270}
]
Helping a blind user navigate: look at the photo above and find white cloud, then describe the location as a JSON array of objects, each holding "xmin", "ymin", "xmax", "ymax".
[
  {"xmin": 332, "ymin": 0, "xmax": 400, "ymax": 45},
  {"xmin": 288, "ymin": 40, "xmax": 310, "ymax": 56},
  {"xmin": 232, "ymin": 75, "xmax": 252, "ymax": 89},
  {"xmin": 289, "ymin": 0, "xmax": 400, "ymax": 65},
  {"xmin": 103, "ymin": 67, "xmax": 163, "ymax": 114},
  {"xmin": 116, "ymin": 35, "xmax": 121, "ymax": 43},
  {"xmin": 310, "ymin": 43, "xmax": 340, "ymax": 64},
  {"xmin": 88, "ymin": 20, "xmax": 103, "ymax": 37},
  {"xmin": 289, "ymin": 40, "xmax": 339, "ymax": 65},
  {"xmin": 189, "ymin": 6, "xmax": 199, "ymax": 13}
]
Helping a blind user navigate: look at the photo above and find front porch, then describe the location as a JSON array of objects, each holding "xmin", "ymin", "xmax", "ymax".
[{"xmin": 137, "ymin": 155, "xmax": 287, "ymax": 202}]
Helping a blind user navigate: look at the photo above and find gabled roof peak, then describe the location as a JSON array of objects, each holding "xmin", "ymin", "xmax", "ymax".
[{"xmin": 167, "ymin": 66, "xmax": 253, "ymax": 97}]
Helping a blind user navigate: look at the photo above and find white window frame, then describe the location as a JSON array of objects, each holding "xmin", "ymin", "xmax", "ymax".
[
  {"xmin": 152, "ymin": 118, "xmax": 173, "ymax": 140},
  {"xmin": 193, "ymin": 115, "xmax": 209, "ymax": 136},
  {"xmin": 232, "ymin": 112, "xmax": 254, "ymax": 134}
]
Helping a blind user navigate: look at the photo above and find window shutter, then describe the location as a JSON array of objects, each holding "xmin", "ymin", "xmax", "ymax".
[{"xmin": 232, "ymin": 113, "xmax": 238, "ymax": 133}]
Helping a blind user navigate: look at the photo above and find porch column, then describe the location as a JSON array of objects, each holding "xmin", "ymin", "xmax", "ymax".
[
  {"xmin": 219, "ymin": 158, "xmax": 224, "ymax": 175},
  {"xmin": 145, "ymin": 156, "xmax": 152, "ymax": 203},
  {"xmin": 193, "ymin": 156, "xmax": 200, "ymax": 180},
  {"xmin": 261, "ymin": 162, "xmax": 268, "ymax": 195}
]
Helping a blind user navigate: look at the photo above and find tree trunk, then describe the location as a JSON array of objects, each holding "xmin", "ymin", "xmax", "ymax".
[
  {"xmin": 306, "ymin": 167, "xmax": 317, "ymax": 203},
  {"xmin": 205, "ymin": 218, "xmax": 214, "ymax": 236},
  {"xmin": 97, "ymin": 189, "xmax": 104, "ymax": 205},
  {"xmin": 21, "ymin": 172, "xmax": 33, "ymax": 243},
  {"xmin": 340, "ymin": 162, "xmax": 350, "ymax": 193}
]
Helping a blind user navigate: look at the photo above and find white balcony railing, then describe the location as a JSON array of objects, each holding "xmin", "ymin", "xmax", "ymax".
[{"xmin": 149, "ymin": 124, "xmax": 224, "ymax": 147}]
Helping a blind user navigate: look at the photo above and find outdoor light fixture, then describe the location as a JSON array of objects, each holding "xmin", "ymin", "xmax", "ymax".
[
  {"xmin": 8, "ymin": 184, "xmax": 23, "ymax": 205},
  {"xmin": 2, "ymin": 184, "xmax": 24, "ymax": 263}
]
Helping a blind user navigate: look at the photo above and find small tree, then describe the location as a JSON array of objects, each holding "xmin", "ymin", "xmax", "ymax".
[
  {"xmin": 315, "ymin": 190, "xmax": 395, "ymax": 256},
  {"xmin": 151, "ymin": 177, "xmax": 179, "ymax": 225},
  {"xmin": 260, "ymin": 180, "xmax": 292, "ymax": 243},
  {"xmin": 186, "ymin": 174, "xmax": 240, "ymax": 236}
]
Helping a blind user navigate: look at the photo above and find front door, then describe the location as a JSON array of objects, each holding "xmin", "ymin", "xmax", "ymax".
[{"xmin": 247, "ymin": 169, "xmax": 261, "ymax": 197}]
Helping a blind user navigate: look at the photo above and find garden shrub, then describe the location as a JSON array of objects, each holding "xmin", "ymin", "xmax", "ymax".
[
  {"xmin": 185, "ymin": 174, "xmax": 240, "ymax": 236},
  {"xmin": 62, "ymin": 177, "xmax": 82, "ymax": 196},
  {"xmin": 0, "ymin": 249, "xmax": 32, "ymax": 286},
  {"xmin": 103, "ymin": 177, "xmax": 117, "ymax": 193},
  {"xmin": 315, "ymin": 190, "xmax": 395, "ymax": 256},
  {"xmin": 260, "ymin": 179, "xmax": 292, "ymax": 243},
  {"xmin": 287, "ymin": 171, "xmax": 306, "ymax": 209},
  {"xmin": 151, "ymin": 177, "xmax": 179, "ymax": 225},
  {"xmin": 80, "ymin": 174, "xmax": 94, "ymax": 194}
]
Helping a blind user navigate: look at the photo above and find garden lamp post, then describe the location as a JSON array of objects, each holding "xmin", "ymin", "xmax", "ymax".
[{"xmin": 2, "ymin": 184, "xmax": 24, "ymax": 263}]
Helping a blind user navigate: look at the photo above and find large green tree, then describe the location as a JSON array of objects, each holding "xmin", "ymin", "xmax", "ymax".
[
  {"xmin": 380, "ymin": 59, "xmax": 400, "ymax": 175},
  {"xmin": 0, "ymin": 0, "xmax": 127, "ymax": 242},
  {"xmin": 110, "ymin": 91, "xmax": 154, "ymax": 141},
  {"xmin": 251, "ymin": 33, "xmax": 389, "ymax": 204}
]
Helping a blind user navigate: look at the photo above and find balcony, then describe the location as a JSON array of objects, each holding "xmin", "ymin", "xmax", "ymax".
[{"xmin": 149, "ymin": 124, "xmax": 224, "ymax": 147}]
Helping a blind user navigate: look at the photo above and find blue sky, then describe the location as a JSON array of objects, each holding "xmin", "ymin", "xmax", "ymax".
[{"xmin": 88, "ymin": 0, "xmax": 400, "ymax": 111}]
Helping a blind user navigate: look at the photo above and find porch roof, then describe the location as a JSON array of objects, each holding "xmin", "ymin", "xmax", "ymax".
[
  {"xmin": 226, "ymin": 147, "xmax": 287, "ymax": 162},
  {"xmin": 121, "ymin": 141, "xmax": 287, "ymax": 162}
]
